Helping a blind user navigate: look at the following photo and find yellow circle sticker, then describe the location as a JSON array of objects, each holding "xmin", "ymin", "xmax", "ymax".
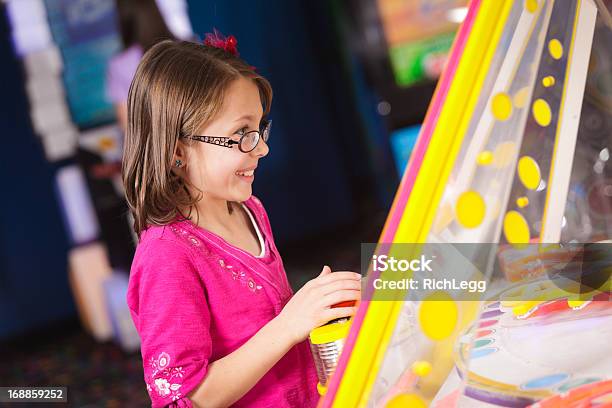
[
  {"xmin": 548, "ymin": 39, "xmax": 563, "ymax": 60},
  {"xmin": 492, "ymin": 92, "xmax": 513, "ymax": 121},
  {"xmin": 525, "ymin": 0, "xmax": 538, "ymax": 13},
  {"xmin": 456, "ymin": 191, "xmax": 486, "ymax": 228},
  {"xmin": 419, "ymin": 291, "xmax": 458, "ymax": 340},
  {"xmin": 504, "ymin": 211, "xmax": 530, "ymax": 244},
  {"xmin": 542, "ymin": 76, "xmax": 556, "ymax": 87},
  {"xmin": 532, "ymin": 98, "xmax": 552, "ymax": 127},
  {"xmin": 518, "ymin": 156, "xmax": 541, "ymax": 190}
]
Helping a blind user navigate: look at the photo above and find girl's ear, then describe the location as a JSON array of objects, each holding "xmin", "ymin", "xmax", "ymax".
[{"xmin": 172, "ymin": 139, "xmax": 189, "ymax": 171}]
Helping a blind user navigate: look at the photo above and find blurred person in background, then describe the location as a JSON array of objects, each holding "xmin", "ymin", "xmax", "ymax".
[{"xmin": 106, "ymin": 0, "xmax": 175, "ymax": 132}]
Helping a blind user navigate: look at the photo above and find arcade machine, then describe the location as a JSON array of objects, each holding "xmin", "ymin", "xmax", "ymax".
[{"xmin": 315, "ymin": 0, "xmax": 612, "ymax": 406}]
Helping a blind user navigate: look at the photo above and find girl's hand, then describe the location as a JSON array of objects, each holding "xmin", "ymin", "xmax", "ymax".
[{"xmin": 277, "ymin": 266, "xmax": 362, "ymax": 345}]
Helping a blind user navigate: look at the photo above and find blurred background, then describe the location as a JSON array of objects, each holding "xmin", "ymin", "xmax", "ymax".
[{"xmin": 0, "ymin": 0, "xmax": 469, "ymax": 405}]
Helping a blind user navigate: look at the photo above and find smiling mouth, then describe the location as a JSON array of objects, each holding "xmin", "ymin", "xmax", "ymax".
[{"xmin": 236, "ymin": 169, "xmax": 255, "ymax": 177}]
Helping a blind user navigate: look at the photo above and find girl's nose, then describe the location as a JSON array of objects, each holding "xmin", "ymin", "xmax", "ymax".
[{"xmin": 251, "ymin": 138, "xmax": 269, "ymax": 158}]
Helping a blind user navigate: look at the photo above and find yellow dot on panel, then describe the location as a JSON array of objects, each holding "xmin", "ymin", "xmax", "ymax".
[
  {"xmin": 517, "ymin": 196, "xmax": 529, "ymax": 208},
  {"xmin": 456, "ymin": 191, "xmax": 486, "ymax": 228},
  {"xmin": 419, "ymin": 291, "xmax": 458, "ymax": 340},
  {"xmin": 548, "ymin": 39, "xmax": 563, "ymax": 60},
  {"xmin": 525, "ymin": 0, "xmax": 538, "ymax": 13},
  {"xmin": 532, "ymin": 99, "xmax": 552, "ymax": 127},
  {"xmin": 513, "ymin": 87, "xmax": 530, "ymax": 108},
  {"xmin": 385, "ymin": 393, "xmax": 427, "ymax": 408},
  {"xmin": 491, "ymin": 93, "xmax": 513, "ymax": 121},
  {"xmin": 518, "ymin": 156, "xmax": 541, "ymax": 190},
  {"xmin": 412, "ymin": 361, "xmax": 432, "ymax": 377},
  {"xmin": 542, "ymin": 76, "xmax": 556, "ymax": 87},
  {"xmin": 504, "ymin": 211, "xmax": 531, "ymax": 244},
  {"xmin": 493, "ymin": 142, "xmax": 516, "ymax": 168},
  {"xmin": 477, "ymin": 151, "xmax": 493, "ymax": 165}
]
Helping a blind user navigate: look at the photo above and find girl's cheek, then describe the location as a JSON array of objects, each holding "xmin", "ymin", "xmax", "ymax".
[
  {"xmin": 191, "ymin": 159, "xmax": 211, "ymax": 191},
  {"xmin": 206, "ymin": 159, "xmax": 232, "ymax": 188}
]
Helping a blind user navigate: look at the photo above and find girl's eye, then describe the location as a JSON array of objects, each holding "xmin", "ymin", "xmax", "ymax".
[{"xmin": 235, "ymin": 126, "xmax": 249, "ymax": 136}]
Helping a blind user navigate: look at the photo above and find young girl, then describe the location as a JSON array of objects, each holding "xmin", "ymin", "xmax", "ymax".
[{"xmin": 123, "ymin": 33, "xmax": 362, "ymax": 408}]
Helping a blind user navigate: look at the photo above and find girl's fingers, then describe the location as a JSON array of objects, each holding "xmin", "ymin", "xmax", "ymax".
[
  {"xmin": 321, "ymin": 289, "xmax": 361, "ymax": 308},
  {"xmin": 302, "ymin": 266, "xmax": 333, "ymax": 290},
  {"xmin": 319, "ymin": 279, "xmax": 362, "ymax": 296},
  {"xmin": 334, "ymin": 270, "xmax": 363, "ymax": 276},
  {"xmin": 322, "ymin": 306, "xmax": 358, "ymax": 322},
  {"xmin": 318, "ymin": 265, "xmax": 332, "ymax": 277},
  {"xmin": 317, "ymin": 271, "xmax": 362, "ymax": 285}
]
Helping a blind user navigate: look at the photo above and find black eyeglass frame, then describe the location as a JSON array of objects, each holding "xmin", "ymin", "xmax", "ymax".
[{"xmin": 182, "ymin": 120, "xmax": 272, "ymax": 153}]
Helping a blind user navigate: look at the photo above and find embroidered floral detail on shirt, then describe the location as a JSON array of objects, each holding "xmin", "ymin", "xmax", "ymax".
[
  {"xmin": 169, "ymin": 225, "xmax": 206, "ymax": 252},
  {"xmin": 218, "ymin": 258, "xmax": 263, "ymax": 292},
  {"xmin": 145, "ymin": 352, "xmax": 184, "ymax": 402},
  {"xmin": 170, "ymin": 224, "xmax": 262, "ymax": 293},
  {"xmin": 247, "ymin": 278, "xmax": 261, "ymax": 292},
  {"xmin": 169, "ymin": 224, "xmax": 188, "ymax": 237}
]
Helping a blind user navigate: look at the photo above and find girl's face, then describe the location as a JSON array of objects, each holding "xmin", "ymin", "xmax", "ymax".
[{"xmin": 181, "ymin": 76, "xmax": 269, "ymax": 203}]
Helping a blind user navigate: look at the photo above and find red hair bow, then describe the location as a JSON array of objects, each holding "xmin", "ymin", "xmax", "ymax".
[{"xmin": 203, "ymin": 29, "xmax": 239, "ymax": 56}]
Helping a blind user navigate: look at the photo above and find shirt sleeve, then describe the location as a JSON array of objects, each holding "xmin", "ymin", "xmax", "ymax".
[{"xmin": 130, "ymin": 237, "xmax": 211, "ymax": 408}]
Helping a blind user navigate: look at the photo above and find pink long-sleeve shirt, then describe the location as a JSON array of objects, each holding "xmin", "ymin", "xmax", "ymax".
[{"xmin": 127, "ymin": 196, "xmax": 319, "ymax": 407}]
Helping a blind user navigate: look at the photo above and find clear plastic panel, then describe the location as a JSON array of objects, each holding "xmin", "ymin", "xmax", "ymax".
[
  {"xmin": 363, "ymin": 0, "xmax": 610, "ymax": 406},
  {"xmin": 366, "ymin": 1, "xmax": 556, "ymax": 406},
  {"xmin": 455, "ymin": 4, "xmax": 611, "ymax": 407}
]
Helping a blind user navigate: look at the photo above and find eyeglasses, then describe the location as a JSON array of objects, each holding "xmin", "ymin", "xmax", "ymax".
[{"xmin": 182, "ymin": 120, "xmax": 272, "ymax": 153}]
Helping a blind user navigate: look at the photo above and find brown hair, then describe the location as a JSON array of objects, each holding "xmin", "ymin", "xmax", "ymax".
[{"xmin": 122, "ymin": 40, "xmax": 273, "ymax": 236}]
